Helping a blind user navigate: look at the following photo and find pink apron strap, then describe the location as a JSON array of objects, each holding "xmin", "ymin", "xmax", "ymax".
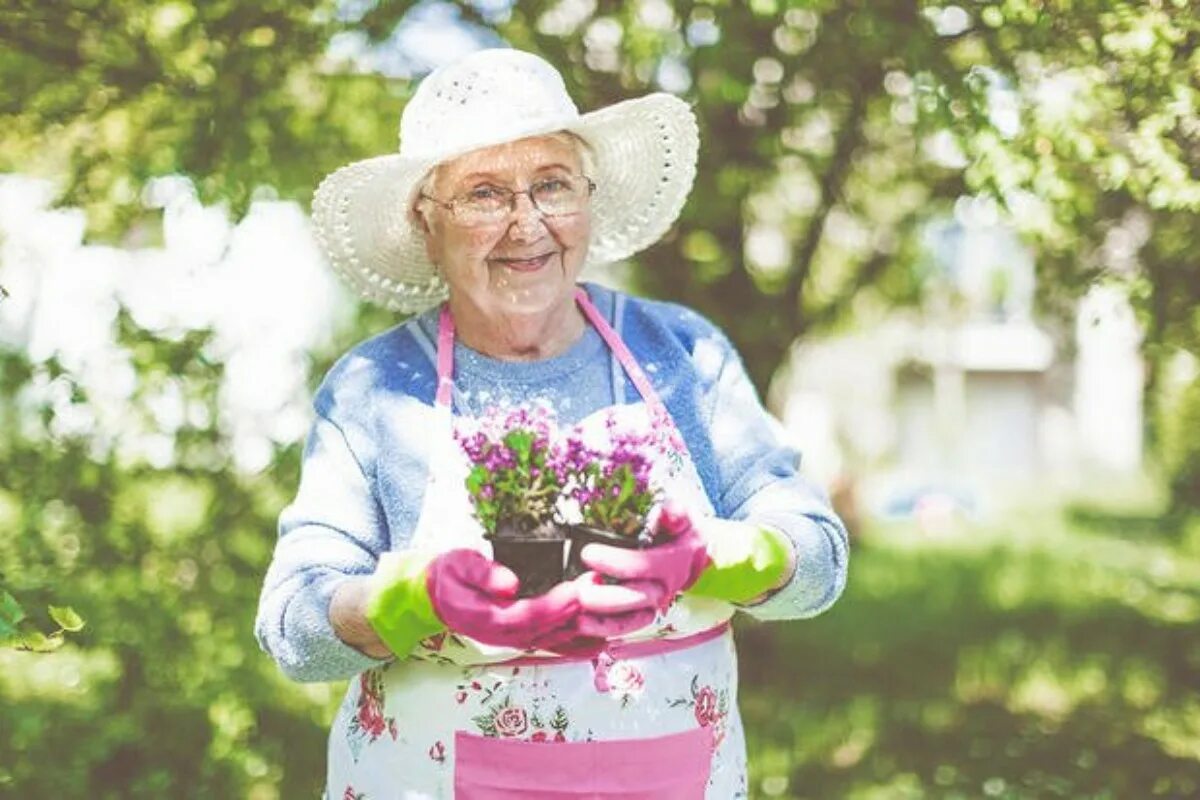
[
  {"xmin": 437, "ymin": 287, "xmax": 689, "ymax": 459},
  {"xmin": 573, "ymin": 287, "xmax": 671, "ymax": 425},
  {"xmin": 500, "ymin": 620, "xmax": 730, "ymax": 671},
  {"xmin": 436, "ymin": 289, "xmax": 681, "ymax": 427},
  {"xmin": 435, "ymin": 304, "xmax": 456, "ymax": 408}
]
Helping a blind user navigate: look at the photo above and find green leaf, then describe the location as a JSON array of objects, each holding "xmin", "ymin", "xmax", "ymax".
[
  {"xmin": 18, "ymin": 628, "xmax": 64, "ymax": 653},
  {"xmin": 504, "ymin": 431, "xmax": 533, "ymax": 465},
  {"xmin": 466, "ymin": 465, "xmax": 490, "ymax": 494},
  {"xmin": 0, "ymin": 589, "xmax": 26, "ymax": 628},
  {"xmin": 49, "ymin": 605, "xmax": 85, "ymax": 632}
]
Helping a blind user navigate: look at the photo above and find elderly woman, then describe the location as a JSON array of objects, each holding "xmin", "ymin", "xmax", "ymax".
[{"xmin": 256, "ymin": 49, "xmax": 848, "ymax": 799}]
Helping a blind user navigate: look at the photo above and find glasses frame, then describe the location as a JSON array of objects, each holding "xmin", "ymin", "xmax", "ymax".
[{"xmin": 419, "ymin": 174, "xmax": 597, "ymax": 226}]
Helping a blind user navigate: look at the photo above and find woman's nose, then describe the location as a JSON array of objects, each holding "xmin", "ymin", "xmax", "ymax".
[{"xmin": 506, "ymin": 192, "xmax": 546, "ymax": 240}]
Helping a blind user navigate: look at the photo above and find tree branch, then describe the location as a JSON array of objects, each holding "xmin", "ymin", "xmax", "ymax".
[{"xmin": 784, "ymin": 76, "xmax": 877, "ymax": 335}]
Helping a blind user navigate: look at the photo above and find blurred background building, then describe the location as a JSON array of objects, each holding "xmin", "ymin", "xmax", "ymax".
[{"xmin": 773, "ymin": 210, "xmax": 1145, "ymax": 528}]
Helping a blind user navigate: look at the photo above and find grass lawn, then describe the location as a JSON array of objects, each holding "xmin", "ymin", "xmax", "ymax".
[
  {"xmin": 737, "ymin": 498, "xmax": 1200, "ymax": 799},
  {"xmin": 4, "ymin": 488, "xmax": 1198, "ymax": 798}
]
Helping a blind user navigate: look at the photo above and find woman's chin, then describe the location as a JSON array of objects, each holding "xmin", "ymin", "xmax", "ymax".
[
  {"xmin": 490, "ymin": 287, "xmax": 565, "ymax": 317},
  {"xmin": 486, "ymin": 269, "xmax": 575, "ymax": 314}
]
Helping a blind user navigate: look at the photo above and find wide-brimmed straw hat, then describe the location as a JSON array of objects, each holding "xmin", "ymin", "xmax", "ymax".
[{"xmin": 311, "ymin": 48, "xmax": 699, "ymax": 312}]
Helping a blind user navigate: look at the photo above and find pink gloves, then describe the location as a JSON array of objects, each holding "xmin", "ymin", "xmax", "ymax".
[
  {"xmin": 366, "ymin": 548, "xmax": 581, "ymax": 656},
  {"xmin": 368, "ymin": 504, "xmax": 792, "ymax": 657},
  {"xmin": 427, "ymin": 549, "xmax": 581, "ymax": 650},
  {"xmin": 571, "ymin": 503, "xmax": 712, "ymax": 640}
]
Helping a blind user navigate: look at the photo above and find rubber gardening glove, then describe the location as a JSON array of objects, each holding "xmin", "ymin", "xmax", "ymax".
[
  {"xmin": 582, "ymin": 503, "xmax": 794, "ymax": 608},
  {"xmin": 365, "ymin": 549, "xmax": 581, "ymax": 657},
  {"xmin": 685, "ymin": 516, "xmax": 793, "ymax": 605},
  {"xmin": 575, "ymin": 573, "xmax": 667, "ymax": 638},
  {"xmin": 493, "ymin": 573, "xmax": 658, "ymax": 658},
  {"xmin": 578, "ymin": 501, "xmax": 710, "ymax": 616}
]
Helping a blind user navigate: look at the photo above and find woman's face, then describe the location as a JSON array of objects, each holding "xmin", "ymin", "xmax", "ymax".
[{"xmin": 418, "ymin": 134, "xmax": 592, "ymax": 323}]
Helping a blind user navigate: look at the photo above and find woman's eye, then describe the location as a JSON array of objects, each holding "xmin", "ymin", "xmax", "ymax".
[
  {"xmin": 467, "ymin": 186, "xmax": 503, "ymax": 201},
  {"xmin": 534, "ymin": 178, "xmax": 570, "ymax": 194}
]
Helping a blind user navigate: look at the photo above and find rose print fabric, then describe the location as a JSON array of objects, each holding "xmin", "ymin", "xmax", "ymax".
[
  {"xmin": 324, "ymin": 296, "xmax": 749, "ymax": 798},
  {"xmin": 327, "ymin": 631, "xmax": 746, "ymax": 799}
]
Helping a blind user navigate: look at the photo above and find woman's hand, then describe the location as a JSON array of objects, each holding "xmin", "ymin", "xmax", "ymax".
[
  {"xmin": 358, "ymin": 548, "xmax": 583, "ymax": 657},
  {"xmin": 424, "ymin": 549, "xmax": 581, "ymax": 649},
  {"xmin": 521, "ymin": 575, "xmax": 665, "ymax": 656},
  {"xmin": 579, "ymin": 502, "xmax": 711, "ymax": 614},
  {"xmin": 581, "ymin": 503, "xmax": 796, "ymax": 611}
]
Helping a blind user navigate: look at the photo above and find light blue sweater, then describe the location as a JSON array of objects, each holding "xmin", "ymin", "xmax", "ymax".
[{"xmin": 255, "ymin": 283, "xmax": 849, "ymax": 682}]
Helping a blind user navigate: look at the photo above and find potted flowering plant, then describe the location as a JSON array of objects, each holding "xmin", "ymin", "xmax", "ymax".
[
  {"xmin": 457, "ymin": 407, "xmax": 570, "ymax": 597},
  {"xmin": 562, "ymin": 419, "xmax": 665, "ymax": 580}
]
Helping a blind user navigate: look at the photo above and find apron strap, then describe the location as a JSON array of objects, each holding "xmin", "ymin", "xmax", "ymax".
[
  {"xmin": 435, "ymin": 287, "xmax": 689, "ymax": 456},
  {"xmin": 573, "ymin": 287, "xmax": 671, "ymax": 424},
  {"xmin": 434, "ymin": 289, "xmax": 673, "ymax": 415},
  {"xmin": 435, "ymin": 304, "xmax": 456, "ymax": 409}
]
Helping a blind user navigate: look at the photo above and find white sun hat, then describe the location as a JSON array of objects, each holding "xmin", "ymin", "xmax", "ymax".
[{"xmin": 311, "ymin": 48, "xmax": 699, "ymax": 312}]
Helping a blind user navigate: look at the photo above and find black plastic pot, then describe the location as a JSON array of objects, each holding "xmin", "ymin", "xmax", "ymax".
[
  {"xmin": 486, "ymin": 519, "xmax": 567, "ymax": 598},
  {"xmin": 564, "ymin": 524, "xmax": 657, "ymax": 581}
]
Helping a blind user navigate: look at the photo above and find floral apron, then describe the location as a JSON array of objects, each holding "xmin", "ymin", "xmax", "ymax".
[{"xmin": 326, "ymin": 288, "xmax": 747, "ymax": 800}]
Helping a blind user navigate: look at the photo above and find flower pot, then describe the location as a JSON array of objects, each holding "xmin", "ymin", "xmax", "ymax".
[
  {"xmin": 486, "ymin": 519, "xmax": 567, "ymax": 598},
  {"xmin": 563, "ymin": 524, "xmax": 659, "ymax": 581}
]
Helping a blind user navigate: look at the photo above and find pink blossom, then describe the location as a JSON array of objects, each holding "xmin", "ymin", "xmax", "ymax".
[
  {"xmin": 358, "ymin": 700, "xmax": 386, "ymax": 738},
  {"xmin": 494, "ymin": 705, "xmax": 529, "ymax": 737},
  {"xmin": 694, "ymin": 686, "xmax": 719, "ymax": 727},
  {"xmin": 607, "ymin": 662, "xmax": 645, "ymax": 695}
]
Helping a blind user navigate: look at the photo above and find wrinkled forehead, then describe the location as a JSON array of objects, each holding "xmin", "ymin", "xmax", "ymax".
[{"xmin": 429, "ymin": 133, "xmax": 586, "ymax": 193}]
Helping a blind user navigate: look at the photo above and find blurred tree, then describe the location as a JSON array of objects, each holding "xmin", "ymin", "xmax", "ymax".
[
  {"xmin": 4, "ymin": 1, "xmax": 1196, "ymax": 392},
  {"xmin": 2, "ymin": 1, "xmax": 1200, "ymax": 795},
  {"xmin": 6, "ymin": 3, "xmax": 1199, "ymax": 494},
  {"xmin": 0, "ymin": 328, "xmax": 335, "ymax": 796},
  {"xmin": 0, "ymin": 0, "xmax": 399, "ymax": 233}
]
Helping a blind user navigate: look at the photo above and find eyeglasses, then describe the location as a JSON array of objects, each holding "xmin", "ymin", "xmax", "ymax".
[{"xmin": 420, "ymin": 175, "xmax": 596, "ymax": 227}]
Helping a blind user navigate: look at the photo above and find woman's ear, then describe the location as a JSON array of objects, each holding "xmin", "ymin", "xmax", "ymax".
[
  {"xmin": 411, "ymin": 167, "xmax": 440, "ymax": 235},
  {"xmin": 410, "ymin": 197, "xmax": 432, "ymax": 236},
  {"xmin": 411, "ymin": 200, "xmax": 442, "ymax": 266}
]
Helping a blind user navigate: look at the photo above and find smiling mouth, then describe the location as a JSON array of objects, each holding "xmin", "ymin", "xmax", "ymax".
[{"xmin": 492, "ymin": 252, "xmax": 555, "ymax": 272}]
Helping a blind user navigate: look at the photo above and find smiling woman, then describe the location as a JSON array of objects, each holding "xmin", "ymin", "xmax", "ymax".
[
  {"xmin": 255, "ymin": 48, "xmax": 849, "ymax": 799},
  {"xmin": 413, "ymin": 135, "xmax": 594, "ymax": 360}
]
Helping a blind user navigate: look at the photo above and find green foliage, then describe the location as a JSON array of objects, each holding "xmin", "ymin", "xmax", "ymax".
[
  {"xmin": 577, "ymin": 461, "xmax": 655, "ymax": 537},
  {"xmin": 0, "ymin": 585, "xmax": 85, "ymax": 652},
  {"xmin": 6, "ymin": 2, "xmax": 1197, "ymax": 509},
  {"xmin": 458, "ymin": 414, "xmax": 565, "ymax": 534},
  {"xmin": 0, "ymin": 0, "xmax": 400, "ymax": 234},
  {"xmin": 3, "ymin": 1, "xmax": 1200, "ymax": 796},
  {"xmin": 739, "ymin": 505, "xmax": 1200, "ymax": 798},
  {"xmin": 0, "ymin": 588, "xmax": 26, "ymax": 640},
  {"xmin": 0, "ymin": 337, "xmax": 332, "ymax": 797},
  {"xmin": 1159, "ymin": 366, "xmax": 1200, "ymax": 522}
]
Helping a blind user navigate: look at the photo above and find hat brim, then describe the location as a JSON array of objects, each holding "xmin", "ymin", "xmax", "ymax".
[{"xmin": 311, "ymin": 93, "xmax": 698, "ymax": 312}]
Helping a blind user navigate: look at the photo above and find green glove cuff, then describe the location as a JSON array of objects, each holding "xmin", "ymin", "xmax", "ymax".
[
  {"xmin": 364, "ymin": 551, "xmax": 444, "ymax": 657},
  {"xmin": 687, "ymin": 524, "xmax": 792, "ymax": 605}
]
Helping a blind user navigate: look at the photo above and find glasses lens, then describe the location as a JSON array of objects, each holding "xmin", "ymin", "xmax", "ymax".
[
  {"xmin": 457, "ymin": 187, "xmax": 511, "ymax": 224},
  {"xmin": 532, "ymin": 177, "xmax": 584, "ymax": 216}
]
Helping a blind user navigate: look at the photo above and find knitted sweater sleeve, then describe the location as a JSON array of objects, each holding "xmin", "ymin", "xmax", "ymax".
[
  {"xmin": 253, "ymin": 407, "xmax": 391, "ymax": 683},
  {"xmin": 700, "ymin": 327, "xmax": 850, "ymax": 621}
]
